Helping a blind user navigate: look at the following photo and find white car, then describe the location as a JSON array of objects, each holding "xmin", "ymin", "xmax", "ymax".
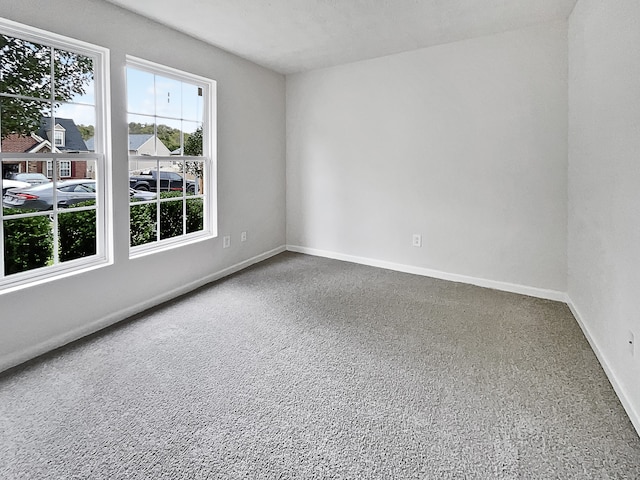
[{"xmin": 2, "ymin": 179, "xmax": 31, "ymax": 195}]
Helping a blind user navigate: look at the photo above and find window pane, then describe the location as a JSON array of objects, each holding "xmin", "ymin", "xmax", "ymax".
[
  {"xmin": 155, "ymin": 118, "xmax": 182, "ymax": 155},
  {"xmin": 1, "ymin": 97, "xmax": 51, "ymax": 147},
  {"xmin": 0, "ymin": 34, "xmax": 52, "ymax": 100},
  {"xmin": 130, "ymin": 201, "xmax": 156, "ymax": 246},
  {"xmin": 182, "ymin": 82, "xmax": 203, "ymax": 123},
  {"xmin": 53, "ymin": 48, "xmax": 94, "ymax": 105},
  {"xmin": 186, "ymin": 198, "xmax": 203, "ymax": 234},
  {"xmin": 3, "ymin": 214, "xmax": 53, "ymax": 275},
  {"xmin": 158, "ymin": 159, "xmax": 189, "ymax": 193},
  {"xmin": 182, "ymin": 122, "xmax": 202, "ymax": 157},
  {"xmin": 53, "ymin": 104, "xmax": 96, "ymax": 153},
  {"xmin": 81, "ymin": 158, "xmax": 97, "ymax": 180},
  {"xmin": 129, "ymin": 158, "xmax": 155, "ymax": 199},
  {"xmin": 58, "ymin": 207, "xmax": 96, "ymax": 262},
  {"xmin": 185, "ymin": 159, "xmax": 204, "ymax": 195},
  {"xmin": 129, "ymin": 161, "xmax": 159, "ymax": 192},
  {"xmin": 57, "ymin": 178, "xmax": 97, "ymax": 211},
  {"xmin": 2, "ymin": 158, "xmax": 23, "ymax": 189},
  {"xmin": 58, "ymin": 160, "xmax": 71, "ymax": 178},
  {"xmin": 155, "ymin": 75, "xmax": 182, "ymax": 119},
  {"xmin": 2, "ymin": 159, "xmax": 52, "ymax": 215},
  {"xmin": 128, "ymin": 114, "xmax": 158, "ymax": 157},
  {"xmin": 159, "ymin": 198, "xmax": 184, "ymax": 240},
  {"xmin": 127, "ymin": 67, "xmax": 155, "ymax": 116}
]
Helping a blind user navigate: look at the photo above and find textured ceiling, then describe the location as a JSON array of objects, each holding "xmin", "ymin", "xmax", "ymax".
[{"xmin": 102, "ymin": 0, "xmax": 578, "ymax": 74}]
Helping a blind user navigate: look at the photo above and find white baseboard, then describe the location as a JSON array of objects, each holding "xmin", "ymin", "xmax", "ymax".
[
  {"xmin": 0, "ymin": 245, "xmax": 286, "ymax": 373},
  {"xmin": 286, "ymin": 245, "xmax": 566, "ymax": 302},
  {"xmin": 566, "ymin": 299, "xmax": 640, "ymax": 437}
]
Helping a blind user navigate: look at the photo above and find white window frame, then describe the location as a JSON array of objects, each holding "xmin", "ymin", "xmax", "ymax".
[
  {"xmin": 46, "ymin": 159, "xmax": 72, "ymax": 178},
  {"xmin": 53, "ymin": 128, "xmax": 65, "ymax": 146},
  {"xmin": 0, "ymin": 18, "xmax": 112, "ymax": 293},
  {"xmin": 126, "ymin": 56, "xmax": 217, "ymax": 258}
]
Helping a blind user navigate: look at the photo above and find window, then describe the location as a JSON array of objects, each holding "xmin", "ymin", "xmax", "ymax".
[
  {"xmin": 53, "ymin": 128, "xmax": 64, "ymax": 146},
  {"xmin": 46, "ymin": 159, "xmax": 72, "ymax": 178},
  {"xmin": 0, "ymin": 19, "xmax": 110, "ymax": 290},
  {"xmin": 126, "ymin": 57, "xmax": 216, "ymax": 254}
]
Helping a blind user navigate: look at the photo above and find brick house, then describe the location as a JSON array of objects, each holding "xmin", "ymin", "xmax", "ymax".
[{"xmin": 1, "ymin": 117, "xmax": 90, "ymax": 180}]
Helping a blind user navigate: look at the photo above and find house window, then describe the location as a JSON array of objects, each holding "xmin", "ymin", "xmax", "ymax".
[
  {"xmin": 46, "ymin": 160, "xmax": 72, "ymax": 178},
  {"xmin": 0, "ymin": 19, "xmax": 110, "ymax": 290},
  {"xmin": 126, "ymin": 56, "xmax": 216, "ymax": 255},
  {"xmin": 54, "ymin": 129, "xmax": 64, "ymax": 146}
]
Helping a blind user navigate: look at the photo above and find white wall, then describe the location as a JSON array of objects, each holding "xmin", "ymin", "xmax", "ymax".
[
  {"xmin": 0, "ymin": 0, "xmax": 286, "ymax": 371},
  {"xmin": 568, "ymin": 0, "xmax": 640, "ymax": 432},
  {"xmin": 287, "ymin": 22, "xmax": 568, "ymax": 295}
]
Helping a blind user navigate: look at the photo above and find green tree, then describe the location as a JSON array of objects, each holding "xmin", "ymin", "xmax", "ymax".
[
  {"xmin": 184, "ymin": 127, "xmax": 203, "ymax": 184},
  {"xmin": 77, "ymin": 124, "xmax": 95, "ymax": 141},
  {"xmin": 156, "ymin": 124, "xmax": 181, "ymax": 152},
  {"xmin": 0, "ymin": 34, "xmax": 93, "ymax": 139},
  {"xmin": 183, "ymin": 127, "xmax": 202, "ymax": 156}
]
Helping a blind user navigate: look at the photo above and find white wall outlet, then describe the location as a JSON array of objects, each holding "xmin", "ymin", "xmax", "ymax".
[
  {"xmin": 629, "ymin": 331, "xmax": 635, "ymax": 357},
  {"xmin": 241, "ymin": 231, "xmax": 247, "ymax": 242},
  {"xmin": 412, "ymin": 234, "xmax": 422, "ymax": 247},
  {"xmin": 223, "ymin": 235, "xmax": 231, "ymax": 248}
]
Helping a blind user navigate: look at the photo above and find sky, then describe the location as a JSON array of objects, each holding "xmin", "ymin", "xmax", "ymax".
[{"xmin": 57, "ymin": 67, "xmax": 204, "ymax": 136}]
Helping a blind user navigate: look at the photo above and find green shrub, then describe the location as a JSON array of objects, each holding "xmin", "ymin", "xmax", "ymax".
[
  {"xmin": 159, "ymin": 192, "xmax": 183, "ymax": 240},
  {"xmin": 129, "ymin": 192, "xmax": 204, "ymax": 246},
  {"xmin": 186, "ymin": 198, "xmax": 203, "ymax": 233},
  {"xmin": 58, "ymin": 202, "xmax": 96, "ymax": 262},
  {"xmin": 130, "ymin": 200, "xmax": 156, "ymax": 246},
  {"xmin": 3, "ymin": 209, "xmax": 53, "ymax": 275}
]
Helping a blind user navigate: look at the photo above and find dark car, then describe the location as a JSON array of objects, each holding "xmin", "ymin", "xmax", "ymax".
[
  {"xmin": 10, "ymin": 172, "xmax": 50, "ymax": 185},
  {"xmin": 129, "ymin": 170, "xmax": 196, "ymax": 193},
  {"xmin": 3, "ymin": 179, "xmax": 97, "ymax": 211}
]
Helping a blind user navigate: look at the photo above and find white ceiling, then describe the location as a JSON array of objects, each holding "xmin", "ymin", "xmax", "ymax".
[{"xmin": 103, "ymin": 0, "xmax": 578, "ymax": 75}]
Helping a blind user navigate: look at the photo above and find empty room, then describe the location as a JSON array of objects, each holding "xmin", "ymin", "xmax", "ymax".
[{"xmin": 1, "ymin": 0, "xmax": 639, "ymax": 478}]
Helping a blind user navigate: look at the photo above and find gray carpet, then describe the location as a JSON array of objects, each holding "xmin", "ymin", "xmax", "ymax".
[{"xmin": 1, "ymin": 252, "xmax": 639, "ymax": 479}]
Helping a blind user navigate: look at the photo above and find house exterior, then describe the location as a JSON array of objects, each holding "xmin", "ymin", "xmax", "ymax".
[
  {"xmin": 1, "ymin": 117, "xmax": 91, "ymax": 180},
  {"xmin": 127, "ymin": 134, "xmax": 172, "ymax": 171}
]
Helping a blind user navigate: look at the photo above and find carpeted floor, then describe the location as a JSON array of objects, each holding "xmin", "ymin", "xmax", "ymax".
[{"xmin": 1, "ymin": 252, "xmax": 639, "ymax": 479}]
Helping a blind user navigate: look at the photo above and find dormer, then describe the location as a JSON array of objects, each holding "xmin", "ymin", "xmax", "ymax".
[{"xmin": 48, "ymin": 124, "xmax": 66, "ymax": 148}]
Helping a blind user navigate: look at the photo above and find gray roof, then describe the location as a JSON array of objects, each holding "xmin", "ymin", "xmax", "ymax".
[
  {"xmin": 85, "ymin": 137, "xmax": 95, "ymax": 151},
  {"xmin": 38, "ymin": 117, "xmax": 88, "ymax": 152},
  {"xmin": 129, "ymin": 134, "xmax": 154, "ymax": 151}
]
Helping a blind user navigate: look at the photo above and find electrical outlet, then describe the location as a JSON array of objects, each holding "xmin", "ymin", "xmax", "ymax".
[
  {"xmin": 223, "ymin": 235, "xmax": 230, "ymax": 248},
  {"xmin": 629, "ymin": 331, "xmax": 636, "ymax": 357},
  {"xmin": 241, "ymin": 231, "xmax": 247, "ymax": 242},
  {"xmin": 412, "ymin": 234, "xmax": 422, "ymax": 247}
]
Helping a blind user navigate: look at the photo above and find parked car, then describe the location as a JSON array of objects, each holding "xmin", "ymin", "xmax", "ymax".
[
  {"xmin": 10, "ymin": 172, "xmax": 50, "ymax": 185},
  {"xmin": 129, "ymin": 170, "xmax": 196, "ymax": 193},
  {"xmin": 2, "ymin": 179, "xmax": 31, "ymax": 195},
  {"xmin": 3, "ymin": 179, "xmax": 155, "ymax": 211},
  {"xmin": 3, "ymin": 179, "xmax": 97, "ymax": 211},
  {"xmin": 129, "ymin": 188, "xmax": 156, "ymax": 201}
]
